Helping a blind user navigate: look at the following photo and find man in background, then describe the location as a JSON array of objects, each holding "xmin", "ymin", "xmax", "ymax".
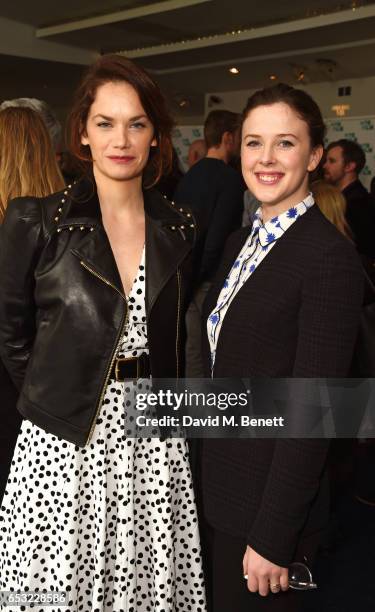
[
  {"xmin": 174, "ymin": 109, "xmax": 245, "ymax": 376},
  {"xmin": 188, "ymin": 138, "xmax": 207, "ymax": 168},
  {"xmin": 324, "ymin": 139, "xmax": 375, "ymax": 260}
]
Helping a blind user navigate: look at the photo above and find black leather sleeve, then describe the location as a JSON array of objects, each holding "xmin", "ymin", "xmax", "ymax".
[{"xmin": 0, "ymin": 197, "xmax": 44, "ymax": 390}]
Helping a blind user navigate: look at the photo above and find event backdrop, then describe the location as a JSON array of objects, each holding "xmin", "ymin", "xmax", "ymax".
[{"xmin": 173, "ymin": 117, "xmax": 375, "ymax": 189}]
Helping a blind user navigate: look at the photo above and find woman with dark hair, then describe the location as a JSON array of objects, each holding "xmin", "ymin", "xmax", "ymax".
[
  {"xmin": 0, "ymin": 55, "xmax": 205, "ymax": 611},
  {"xmin": 200, "ymin": 84, "xmax": 363, "ymax": 611}
]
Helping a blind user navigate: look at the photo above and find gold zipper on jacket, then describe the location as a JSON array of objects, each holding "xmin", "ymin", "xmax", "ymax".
[
  {"xmin": 86, "ymin": 306, "xmax": 129, "ymax": 444},
  {"xmin": 80, "ymin": 260, "xmax": 128, "ymax": 444},
  {"xmin": 176, "ymin": 267, "xmax": 181, "ymax": 379},
  {"xmin": 80, "ymin": 260, "xmax": 126, "ymax": 300}
]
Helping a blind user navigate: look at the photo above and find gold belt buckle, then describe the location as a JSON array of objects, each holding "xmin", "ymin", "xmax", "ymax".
[{"xmin": 114, "ymin": 356, "xmax": 139, "ymax": 381}]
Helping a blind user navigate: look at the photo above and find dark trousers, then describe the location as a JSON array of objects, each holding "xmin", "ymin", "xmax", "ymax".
[{"xmin": 204, "ymin": 526, "xmax": 320, "ymax": 612}]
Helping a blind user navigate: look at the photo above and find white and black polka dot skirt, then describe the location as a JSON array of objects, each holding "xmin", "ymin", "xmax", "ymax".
[{"xmin": 0, "ymin": 250, "xmax": 206, "ymax": 612}]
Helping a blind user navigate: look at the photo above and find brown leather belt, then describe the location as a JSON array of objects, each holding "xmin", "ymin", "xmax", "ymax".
[{"xmin": 109, "ymin": 353, "xmax": 151, "ymax": 381}]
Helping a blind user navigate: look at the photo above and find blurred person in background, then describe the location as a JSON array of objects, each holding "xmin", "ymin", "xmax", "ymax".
[
  {"xmin": 242, "ymin": 189, "xmax": 261, "ymax": 227},
  {"xmin": 174, "ymin": 109, "xmax": 245, "ymax": 377},
  {"xmin": 323, "ymin": 139, "xmax": 375, "ymax": 260},
  {"xmin": 0, "ymin": 97, "xmax": 83, "ymax": 184},
  {"xmin": 0, "ymin": 97, "xmax": 62, "ymax": 154},
  {"xmin": 0, "ymin": 106, "xmax": 65, "ymax": 501},
  {"xmin": 311, "ymin": 180, "xmax": 352, "ymax": 240},
  {"xmin": 0, "ymin": 107, "xmax": 65, "ymax": 220},
  {"xmin": 188, "ymin": 138, "xmax": 207, "ymax": 168}
]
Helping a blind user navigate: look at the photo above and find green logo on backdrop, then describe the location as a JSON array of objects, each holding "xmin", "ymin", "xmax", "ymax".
[
  {"xmin": 360, "ymin": 120, "xmax": 374, "ymax": 130},
  {"xmin": 361, "ymin": 143, "xmax": 373, "ymax": 153},
  {"xmin": 330, "ymin": 121, "xmax": 344, "ymax": 132}
]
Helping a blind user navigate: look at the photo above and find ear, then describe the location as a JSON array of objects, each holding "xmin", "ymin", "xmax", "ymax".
[
  {"xmin": 344, "ymin": 160, "xmax": 356, "ymax": 174},
  {"xmin": 81, "ymin": 128, "xmax": 89, "ymax": 147},
  {"xmin": 307, "ymin": 145, "xmax": 323, "ymax": 172},
  {"xmin": 151, "ymin": 136, "xmax": 157, "ymax": 147},
  {"xmin": 223, "ymin": 131, "xmax": 234, "ymax": 146}
]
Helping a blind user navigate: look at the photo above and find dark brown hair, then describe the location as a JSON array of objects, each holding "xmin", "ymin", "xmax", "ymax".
[
  {"xmin": 67, "ymin": 54, "xmax": 174, "ymax": 187},
  {"xmin": 243, "ymin": 83, "xmax": 326, "ymax": 149},
  {"xmin": 326, "ymin": 138, "xmax": 366, "ymax": 174},
  {"xmin": 204, "ymin": 110, "xmax": 240, "ymax": 148}
]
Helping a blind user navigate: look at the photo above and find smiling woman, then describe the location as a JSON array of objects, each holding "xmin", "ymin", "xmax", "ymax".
[
  {"xmin": 241, "ymin": 88, "xmax": 324, "ymax": 222},
  {"xmin": 200, "ymin": 84, "xmax": 364, "ymax": 612},
  {"xmin": 0, "ymin": 54, "xmax": 205, "ymax": 612}
]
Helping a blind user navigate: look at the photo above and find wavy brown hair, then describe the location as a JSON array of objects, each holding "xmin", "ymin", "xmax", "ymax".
[
  {"xmin": 67, "ymin": 54, "xmax": 174, "ymax": 187},
  {"xmin": 0, "ymin": 107, "xmax": 65, "ymax": 222}
]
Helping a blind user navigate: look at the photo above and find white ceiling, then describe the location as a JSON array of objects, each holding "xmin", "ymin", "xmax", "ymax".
[{"xmin": 1, "ymin": 0, "xmax": 375, "ymax": 118}]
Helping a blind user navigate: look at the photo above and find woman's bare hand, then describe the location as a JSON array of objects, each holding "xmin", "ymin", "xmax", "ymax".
[{"xmin": 243, "ymin": 546, "xmax": 289, "ymax": 596}]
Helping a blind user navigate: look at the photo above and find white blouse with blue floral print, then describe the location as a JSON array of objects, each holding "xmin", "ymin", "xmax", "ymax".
[{"xmin": 207, "ymin": 193, "xmax": 315, "ymax": 371}]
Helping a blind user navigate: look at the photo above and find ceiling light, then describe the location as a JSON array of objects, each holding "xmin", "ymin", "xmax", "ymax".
[
  {"xmin": 229, "ymin": 67, "xmax": 240, "ymax": 74},
  {"xmin": 269, "ymin": 75, "xmax": 277, "ymax": 80},
  {"xmin": 332, "ymin": 104, "xmax": 350, "ymax": 117}
]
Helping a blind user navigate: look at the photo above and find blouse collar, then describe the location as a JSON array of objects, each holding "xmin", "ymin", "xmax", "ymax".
[{"xmin": 252, "ymin": 193, "xmax": 315, "ymax": 247}]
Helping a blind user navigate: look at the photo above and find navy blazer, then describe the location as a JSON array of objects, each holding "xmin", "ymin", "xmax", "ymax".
[{"xmin": 201, "ymin": 205, "xmax": 363, "ymax": 566}]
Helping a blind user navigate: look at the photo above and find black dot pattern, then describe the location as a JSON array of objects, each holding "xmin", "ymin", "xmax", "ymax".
[{"xmin": 0, "ymin": 249, "xmax": 206, "ymax": 611}]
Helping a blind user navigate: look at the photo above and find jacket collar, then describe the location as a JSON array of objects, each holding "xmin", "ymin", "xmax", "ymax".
[
  {"xmin": 342, "ymin": 178, "xmax": 367, "ymax": 198},
  {"xmin": 62, "ymin": 175, "xmax": 193, "ymax": 314},
  {"xmin": 60, "ymin": 174, "xmax": 191, "ymax": 226}
]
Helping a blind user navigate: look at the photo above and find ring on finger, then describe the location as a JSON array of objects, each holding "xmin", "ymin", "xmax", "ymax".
[{"xmin": 270, "ymin": 583, "xmax": 281, "ymax": 592}]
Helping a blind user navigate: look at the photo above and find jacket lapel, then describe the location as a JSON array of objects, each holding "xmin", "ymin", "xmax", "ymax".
[
  {"xmin": 144, "ymin": 188, "xmax": 193, "ymax": 315},
  {"xmin": 62, "ymin": 177, "xmax": 124, "ymax": 295},
  {"xmin": 60, "ymin": 177, "xmax": 193, "ymax": 309}
]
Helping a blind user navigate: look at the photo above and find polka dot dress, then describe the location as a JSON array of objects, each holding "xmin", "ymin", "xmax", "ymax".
[{"xmin": 0, "ymin": 248, "xmax": 206, "ymax": 612}]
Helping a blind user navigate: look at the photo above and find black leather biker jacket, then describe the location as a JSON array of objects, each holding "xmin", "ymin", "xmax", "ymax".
[{"xmin": 0, "ymin": 176, "xmax": 195, "ymax": 446}]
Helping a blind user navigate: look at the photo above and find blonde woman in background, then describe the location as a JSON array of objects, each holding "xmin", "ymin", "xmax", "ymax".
[
  {"xmin": 0, "ymin": 106, "xmax": 65, "ymax": 500},
  {"xmin": 0, "ymin": 106, "xmax": 64, "ymax": 222},
  {"xmin": 311, "ymin": 179, "xmax": 353, "ymax": 240}
]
